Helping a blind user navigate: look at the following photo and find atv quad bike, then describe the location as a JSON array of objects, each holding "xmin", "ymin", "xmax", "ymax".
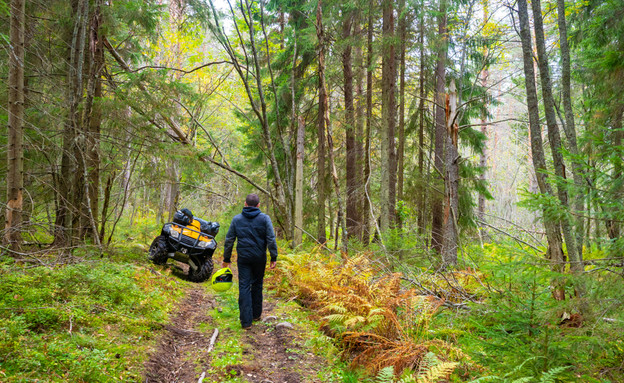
[{"xmin": 148, "ymin": 208, "xmax": 220, "ymax": 282}]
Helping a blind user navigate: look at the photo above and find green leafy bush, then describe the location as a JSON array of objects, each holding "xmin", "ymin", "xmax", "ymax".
[{"xmin": 0, "ymin": 260, "xmax": 183, "ymax": 382}]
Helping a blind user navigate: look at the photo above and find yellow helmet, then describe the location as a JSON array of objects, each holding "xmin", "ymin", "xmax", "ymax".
[{"xmin": 211, "ymin": 267, "xmax": 233, "ymax": 292}]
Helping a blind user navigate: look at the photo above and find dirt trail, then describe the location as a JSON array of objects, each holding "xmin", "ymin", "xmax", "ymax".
[
  {"xmin": 229, "ymin": 302, "xmax": 326, "ymax": 383},
  {"xmin": 144, "ymin": 266, "xmax": 326, "ymax": 383},
  {"xmin": 144, "ymin": 287, "xmax": 216, "ymax": 382}
]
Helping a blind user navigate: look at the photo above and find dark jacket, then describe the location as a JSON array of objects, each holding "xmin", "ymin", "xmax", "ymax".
[{"xmin": 223, "ymin": 206, "xmax": 278, "ymax": 263}]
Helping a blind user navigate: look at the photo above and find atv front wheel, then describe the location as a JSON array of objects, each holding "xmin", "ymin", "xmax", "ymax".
[
  {"xmin": 188, "ymin": 257, "xmax": 214, "ymax": 283},
  {"xmin": 148, "ymin": 236, "xmax": 169, "ymax": 265}
]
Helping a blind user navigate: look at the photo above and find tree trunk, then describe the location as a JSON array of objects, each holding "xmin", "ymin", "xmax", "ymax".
[
  {"xmin": 343, "ymin": 8, "xmax": 360, "ymax": 240},
  {"xmin": 362, "ymin": 0, "xmax": 375, "ymax": 245},
  {"xmin": 556, "ymin": 0, "xmax": 585, "ymax": 268},
  {"xmin": 71, "ymin": 0, "xmax": 90, "ymax": 240},
  {"xmin": 431, "ymin": 0, "xmax": 447, "ymax": 254},
  {"xmin": 294, "ymin": 115, "xmax": 305, "ymax": 247},
  {"xmin": 380, "ymin": 0, "xmax": 397, "ymax": 233},
  {"xmin": 291, "ymin": 35, "xmax": 304, "ymax": 247},
  {"xmin": 4, "ymin": 0, "xmax": 25, "ymax": 247},
  {"xmin": 243, "ymin": 0, "xmax": 291, "ymax": 238},
  {"xmin": 517, "ymin": 0, "xmax": 566, "ymax": 300},
  {"xmin": 99, "ymin": 173, "xmax": 114, "ymax": 242},
  {"xmin": 166, "ymin": 162, "xmax": 180, "ymax": 222},
  {"xmin": 207, "ymin": 0, "xmax": 291, "ymax": 237},
  {"xmin": 417, "ymin": 7, "xmax": 427, "ymax": 235},
  {"xmin": 56, "ymin": 0, "xmax": 89, "ymax": 246},
  {"xmin": 397, "ymin": 0, "xmax": 407, "ymax": 214},
  {"xmin": 477, "ymin": 4, "xmax": 489, "ymax": 221},
  {"xmin": 354, "ymin": 12, "xmax": 366, "ymax": 242},
  {"xmin": 318, "ymin": 0, "xmax": 347, "ymax": 249},
  {"xmin": 442, "ymin": 81, "xmax": 459, "ymax": 266},
  {"xmin": 81, "ymin": 0, "xmax": 103, "ymax": 241},
  {"xmin": 316, "ymin": 0, "xmax": 327, "ymax": 245},
  {"xmin": 607, "ymin": 108, "xmax": 623, "ymax": 240},
  {"xmin": 531, "ymin": 0, "xmax": 579, "ymax": 274}
]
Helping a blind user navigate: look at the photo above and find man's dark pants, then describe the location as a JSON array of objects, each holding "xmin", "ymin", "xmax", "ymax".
[{"xmin": 237, "ymin": 260, "xmax": 266, "ymax": 327}]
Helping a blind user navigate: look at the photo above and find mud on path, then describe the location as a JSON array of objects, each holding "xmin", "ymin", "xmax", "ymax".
[
  {"xmin": 228, "ymin": 302, "xmax": 328, "ymax": 383},
  {"xmin": 144, "ymin": 287, "xmax": 216, "ymax": 382},
  {"xmin": 143, "ymin": 262, "xmax": 329, "ymax": 383}
]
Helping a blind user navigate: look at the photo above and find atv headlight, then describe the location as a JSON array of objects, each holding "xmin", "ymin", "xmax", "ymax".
[
  {"xmin": 169, "ymin": 227, "xmax": 180, "ymax": 238},
  {"xmin": 198, "ymin": 239, "xmax": 212, "ymax": 248}
]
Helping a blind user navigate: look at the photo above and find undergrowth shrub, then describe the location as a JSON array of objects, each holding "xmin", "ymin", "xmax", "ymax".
[
  {"xmin": 429, "ymin": 242, "xmax": 624, "ymax": 382},
  {"xmin": 269, "ymin": 249, "xmax": 468, "ymax": 381},
  {"xmin": 0, "ymin": 259, "xmax": 183, "ymax": 382}
]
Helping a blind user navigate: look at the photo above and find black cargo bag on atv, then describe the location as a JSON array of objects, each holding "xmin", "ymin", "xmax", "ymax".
[{"xmin": 148, "ymin": 209, "xmax": 220, "ymax": 283}]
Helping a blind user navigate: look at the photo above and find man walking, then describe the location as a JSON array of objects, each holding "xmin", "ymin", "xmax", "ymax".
[{"xmin": 222, "ymin": 193, "xmax": 278, "ymax": 329}]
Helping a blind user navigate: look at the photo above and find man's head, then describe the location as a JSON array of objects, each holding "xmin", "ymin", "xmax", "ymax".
[{"xmin": 244, "ymin": 193, "xmax": 260, "ymax": 207}]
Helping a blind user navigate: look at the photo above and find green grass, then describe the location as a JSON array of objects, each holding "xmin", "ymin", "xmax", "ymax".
[
  {"xmin": 0, "ymin": 254, "xmax": 185, "ymax": 382},
  {"xmin": 427, "ymin": 242, "xmax": 624, "ymax": 382}
]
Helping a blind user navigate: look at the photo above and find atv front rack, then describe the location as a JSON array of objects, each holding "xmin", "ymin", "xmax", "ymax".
[{"xmin": 165, "ymin": 222, "xmax": 216, "ymax": 251}]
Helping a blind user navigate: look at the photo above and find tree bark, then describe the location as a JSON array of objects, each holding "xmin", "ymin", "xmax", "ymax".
[
  {"xmin": 207, "ymin": 0, "xmax": 291, "ymax": 237},
  {"xmin": 317, "ymin": 0, "xmax": 347, "ymax": 249},
  {"xmin": 56, "ymin": 0, "xmax": 89, "ymax": 246},
  {"xmin": 607, "ymin": 108, "xmax": 623, "ymax": 240},
  {"xmin": 380, "ymin": 0, "xmax": 397, "ymax": 233},
  {"xmin": 241, "ymin": 0, "xmax": 291, "ymax": 237},
  {"xmin": 354, "ymin": 11, "xmax": 366, "ymax": 242},
  {"xmin": 343, "ymin": 8, "xmax": 360, "ymax": 240},
  {"xmin": 5, "ymin": 0, "xmax": 25, "ymax": 247},
  {"xmin": 397, "ymin": 0, "xmax": 407, "ymax": 214},
  {"xmin": 531, "ymin": 0, "xmax": 579, "ymax": 274},
  {"xmin": 431, "ymin": 0, "xmax": 447, "ymax": 254},
  {"xmin": 517, "ymin": 0, "xmax": 566, "ymax": 300},
  {"xmin": 442, "ymin": 80, "xmax": 459, "ymax": 266},
  {"xmin": 556, "ymin": 0, "xmax": 585, "ymax": 268},
  {"xmin": 316, "ymin": 0, "xmax": 327, "ymax": 245},
  {"xmin": 71, "ymin": 0, "xmax": 90, "ymax": 239},
  {"xmin": 417, "ymin": 6, "xmax": 427, "ymax": 235},
  {"xmin": 294, "ymin": 114, "xmax": 305, "ymax": 247},
  {"xmin": 477, "ymin": 3, "xmax": 489, "ymax": 222},
  {"xmin": 362, "ymin": 0, "xmax": 375, "ymax": 245},
  {"xmin": 291, "ymin": 35, "xmax": 304, "ymax": 247},
  {"xmin": 81, "ymin": 0, "xmax": 103, "ymax": 241}
]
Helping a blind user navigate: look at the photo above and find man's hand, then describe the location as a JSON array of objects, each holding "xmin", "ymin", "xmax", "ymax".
[
  {"xmin": 270, "ymin": 261, "xmax": 276, "ymax": 270},
  {"xmin": 222, "ymin": 262, "xmax": 231, "ymax": 269}
]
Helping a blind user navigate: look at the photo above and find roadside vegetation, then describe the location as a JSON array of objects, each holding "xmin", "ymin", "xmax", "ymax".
[{"xmin": 2, "ymin": 234, "xmax": 623, "ymax": 382}]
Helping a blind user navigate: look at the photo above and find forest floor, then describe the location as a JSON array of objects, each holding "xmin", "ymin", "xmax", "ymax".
[
  {"xmin": 3, "ymin": 241, "xmax": 622, "ymax": 382},
  {"xmin": 143, "ymin": 262, "xmax": 334, "ymax": 383}
]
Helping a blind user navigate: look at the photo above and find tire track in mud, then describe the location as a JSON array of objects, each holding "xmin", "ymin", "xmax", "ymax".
[
  {"xmin": 226, "ymin": 303, "xmax": 329, "ymax": 383},
  {"xmin": 144, "ymin": 262, "xmax": 328, "ymax": 383},
  {"xmin": 144, "ymin": 288, "xmax": 216, "ymax": 382}
]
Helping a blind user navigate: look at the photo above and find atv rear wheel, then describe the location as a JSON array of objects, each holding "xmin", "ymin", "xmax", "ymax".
[
  {"xmin": 149, "ymin": 236, "xmax": 169, "ymax": 265},
  {"xmin": 188, "ymin": 257, "xmax": 214, "ymax": 283}
]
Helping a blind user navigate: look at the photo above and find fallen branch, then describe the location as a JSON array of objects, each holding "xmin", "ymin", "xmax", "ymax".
[
  {"xmin": 293, "ymin": 223, "xmax": 331, "ymax": 251},
  {"xmin": 207, "ymin": 328, "xmax": 219, "ymax": 353},
  {"xmin": 198, "ymin": 371, "xmax": 206, "ymax": 383},
  {"xmin": 200, "ymin": 156, "xmax": 271, "ymax": 197},
  {"xmin": 477, "ymin": 219, "xmax": 542, "ymax": 252},
  {"xmin": 125, "ymin": 61, "xmax": 231, "ymax": 74},
  {"xmin": 102, "ymin": 36, "xmax": 191, "ymax": 145}
]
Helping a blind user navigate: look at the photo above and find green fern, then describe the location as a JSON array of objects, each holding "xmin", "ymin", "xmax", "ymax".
[
  {"xmin": 417, "ymin": 362, "xmax": 459, "ymax": 383},
  {"xmin": 417, "ymin": 352, "xmax": 439, "ymax": 377},
  {"xmin": 538, "ymin": 366, "xmax": 570, "ymax": 383},
  {"xmin": 324, "ymin": 313, "xmax": 348, "ymax": 324},
  {"xmin": 398, "ymin": 373, "xmax": 418, "ymax": 383},
  {"xmin": 467, "ymin": 377, "xmax": 503, "ymax": 382},
  {"xmin": 503, "ymin": 357, "xmax": 539, "ymax": 379},
  {"xmin": 467, "ymin": 361, "xmax": 570, "ymax": 383},
  {"xmin": 375, "ymin": 366, "xmax": 396, "ymax": 383}
]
